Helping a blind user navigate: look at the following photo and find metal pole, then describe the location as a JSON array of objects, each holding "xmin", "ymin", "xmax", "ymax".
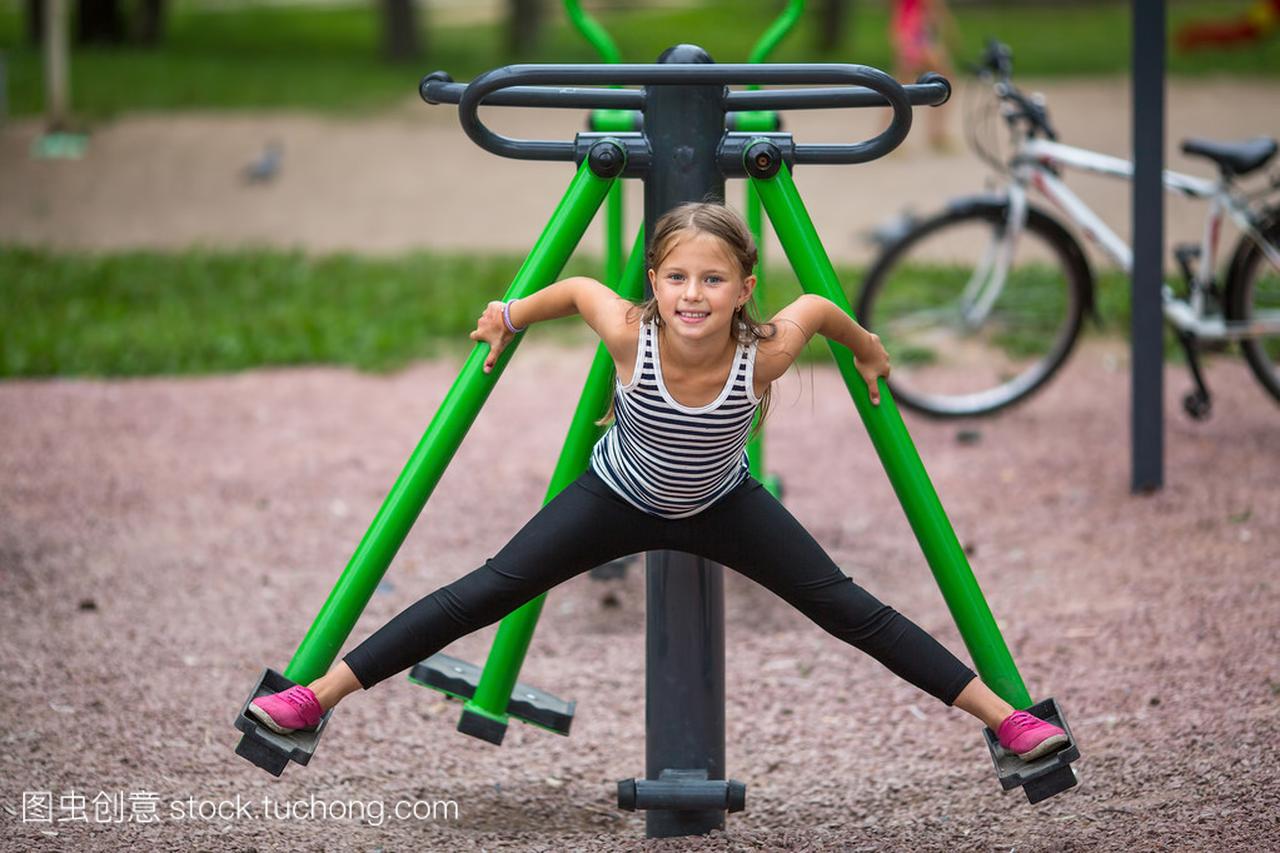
[
  {"xmin": 1131, "ymin": 0, "xmax": 1165, "ymax": 492},
  {"xmin": 642, "ymin": 43, "xmax": 729, "ymax": 840}
]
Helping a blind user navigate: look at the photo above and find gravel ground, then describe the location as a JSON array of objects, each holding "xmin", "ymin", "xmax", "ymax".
[{"xmin": 1, "ymin": 337, "xmax": 1277, "ymax": 852}]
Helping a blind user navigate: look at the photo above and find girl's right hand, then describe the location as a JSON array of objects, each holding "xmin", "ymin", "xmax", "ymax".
[
  {"xmin": 854, "ymin": 333, "xmax": 891, "ymax": 406},
  {"xmin": 470, "ymin": 300, "xmax": 515, "ymax": 373}
]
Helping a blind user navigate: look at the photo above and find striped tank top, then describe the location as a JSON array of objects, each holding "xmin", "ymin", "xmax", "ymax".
[{"xmin": 590, "ymin": 320, "xmax": 761, "ymax": 519}]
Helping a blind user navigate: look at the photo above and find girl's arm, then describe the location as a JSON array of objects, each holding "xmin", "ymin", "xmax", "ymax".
[
  {"xmin": 757, "ymin": 294, "xmax": 891, "ymax": 405},
  {"xmin": 470, "ymin": 276, "xmax": 635, "ymax": 373}
]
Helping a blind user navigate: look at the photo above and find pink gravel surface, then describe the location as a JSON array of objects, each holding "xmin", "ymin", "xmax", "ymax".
[{"xmin": 1, "ymin": 337, "xmax": 1277, "ymax": 852}]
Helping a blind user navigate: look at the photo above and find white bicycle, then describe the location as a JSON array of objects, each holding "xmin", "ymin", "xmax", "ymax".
[{"xmin": 857, "ymin": 40, "xmax": 1280, "ymax": 419}]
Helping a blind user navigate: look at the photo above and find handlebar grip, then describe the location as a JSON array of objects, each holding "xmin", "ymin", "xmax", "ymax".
[
  {"xmin": 726, "ymin": 72, "xmax": 949, "ymax": 113},
  {"xmin": 420, "ymin": 71, "xmax": 644, "ymax": 111}
]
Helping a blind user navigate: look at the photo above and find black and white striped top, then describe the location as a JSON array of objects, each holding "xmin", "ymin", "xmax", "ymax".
[{"xmin": 590, "ymin": 320, "xmax": 761, "ymax": 519}]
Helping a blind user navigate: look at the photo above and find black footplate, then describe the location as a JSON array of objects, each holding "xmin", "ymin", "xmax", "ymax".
[
  {"xmin": 982, "ymin": 696, "xmax": 1080, "ymax": 804},
  {"xmin": 409, "ymin": 653, "xmax": 575, "ymax": 744},
  {"xmin": 233, "ymin": 668, "xmax": 334, "ymax": 777}
]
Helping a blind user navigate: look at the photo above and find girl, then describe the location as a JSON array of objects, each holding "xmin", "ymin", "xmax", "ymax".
[{"xmin": 249, "ymin": 202, "xmax": 1068, "ymax": 764}]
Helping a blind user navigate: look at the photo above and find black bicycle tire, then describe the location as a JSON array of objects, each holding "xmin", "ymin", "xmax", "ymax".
[
  {"xmin": 857, "ymin": 201, "xmax": 1090, "ymax": 418},
  {"xmin": 1225, "ymin": 213, "xmax": 1280, "ymax": 405}
]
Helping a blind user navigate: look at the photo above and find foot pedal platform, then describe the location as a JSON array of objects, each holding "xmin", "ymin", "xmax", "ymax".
[
  {"xmin": 233, "ymin": 668, "xmax": 333, "ymax": 777},
  {"xmin": 408, "ymin": 653, "xmax": 575, "ymax": 744},
  {"xmin": 982, "ymin": 697, "xmax": 1080, "ymax": 804}
]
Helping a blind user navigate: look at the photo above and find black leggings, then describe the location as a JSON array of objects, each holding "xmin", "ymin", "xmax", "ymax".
[{"xmin": 343, "ymin": 469, "xmax": 977, "ymax": 705}]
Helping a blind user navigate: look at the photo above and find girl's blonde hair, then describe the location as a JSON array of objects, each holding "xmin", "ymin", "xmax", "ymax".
[{"xmin": 599, "ymin": 201, "xmax": 776, "ymax": 433}]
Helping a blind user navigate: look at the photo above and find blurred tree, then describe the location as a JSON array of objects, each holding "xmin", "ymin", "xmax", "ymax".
[
  {"xmin": 26, "ymin": 0, "xmax": 166, "ymax": 46},
  {"xmin": 76, "ymin": 0, "xmax": 125, "ymax": 44},
  {"xmin": 381, "ymin": 0, "xmax": 423, "ymax": 61},
  {"xmin": 507, "ymin": 0, "xmax": 543, "ymax": 58},
  {"xmin": 135, "ymin": 0, "xmax": 166, "ymax": 45},
  {"xmin": 815, "ymin": 0, "xmax": 853, "ymax": 54}
]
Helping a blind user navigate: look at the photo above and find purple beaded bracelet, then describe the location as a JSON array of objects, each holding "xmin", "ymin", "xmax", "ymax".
[{"xmin": 502, "ymin": 300, "xmax": 526, "ymax": 334}]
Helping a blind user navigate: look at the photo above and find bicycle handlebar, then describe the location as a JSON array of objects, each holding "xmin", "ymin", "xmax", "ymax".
[
  {"xmin": 420, "ymin": 63, "xmax": 951, "ymax": 166},
  {"xmin": 967, "ymin": 39, "xmax": 1057, "ymax": 142},
  {"xmin": 996, "ymin": 82, "xmax": 1058, "ymax": 142}
]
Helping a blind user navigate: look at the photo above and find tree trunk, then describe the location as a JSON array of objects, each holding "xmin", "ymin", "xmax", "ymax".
[
  {"xmin": 380, "ymin": 0, "xmax": 422, "ymax": 62},
  {"xmin": 135, "ymin": 0, "xmax": 166, "ymax": 46},
  {"xmin": 814, "ymin": 0, "xmax": 851, "ymax": 55},
  {"xmin": 76, "ymin": 0, "xmax": 126, "ymax": 45},
  {"xmin": 506, "ymin": 0, "xmax": 542, "ymax": 59},
  {"xmin": 45, "ymin": 0, "xmax": 70, "ymax": 130},
  {"xmin": 26, "ymin": 0, "xmax": 42, "ymax": 46}
]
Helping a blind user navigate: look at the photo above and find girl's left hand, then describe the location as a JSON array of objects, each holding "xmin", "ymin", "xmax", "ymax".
[
  {"xmin": 470, "ymin": 301, "xmax": 515, "ymax": 373},
  {"xmin": 855, "ymin": 333, "xmax": 891, "ymax": 406}
]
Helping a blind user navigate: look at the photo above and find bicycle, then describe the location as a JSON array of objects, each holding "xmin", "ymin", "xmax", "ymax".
[{"xmin": 855, "ymin": 39, "xmax": 1280, "ymax": 419}]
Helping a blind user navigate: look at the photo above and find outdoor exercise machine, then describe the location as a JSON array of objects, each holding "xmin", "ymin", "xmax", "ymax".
[{"xmin": 234, "ymin": 48, "xmax": 1080, "ymax": 841}]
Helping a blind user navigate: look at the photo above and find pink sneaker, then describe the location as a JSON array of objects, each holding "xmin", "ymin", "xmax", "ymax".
[
  {"xmin": 996, "ymin": 710, "xmax": 1069, "ymax": 761},
  {"xmin": 247, "ymin": 685, "xmax": 324, "ymax": 735}
]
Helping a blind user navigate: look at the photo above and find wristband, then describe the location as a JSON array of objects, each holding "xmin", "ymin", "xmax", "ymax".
[{"xmin": 502, "ymin": 300, "xmax": 527, "ymax": 335}]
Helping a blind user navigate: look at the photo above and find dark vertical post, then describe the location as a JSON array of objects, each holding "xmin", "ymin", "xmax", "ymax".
[
  {"xmin": 642, "ymin": 43, "xmax": 729, "ymax": 839},
  {"xmin": 1131, "ymin": 0, "xmax": 1164, "ymax": 492}
]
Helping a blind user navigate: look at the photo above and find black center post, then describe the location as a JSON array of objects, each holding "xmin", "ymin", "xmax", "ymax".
[{"xmin": 639, "ymin": 44, "xmax": 737, "ymax": 840}]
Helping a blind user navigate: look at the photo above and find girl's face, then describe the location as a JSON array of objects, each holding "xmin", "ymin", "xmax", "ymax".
[{"xmin": 648, "ymin": 231, "xmax": 755, "ymax": 346}]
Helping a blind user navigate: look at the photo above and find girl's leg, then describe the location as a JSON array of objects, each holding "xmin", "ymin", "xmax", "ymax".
[
  {"xmin": 688, "ymin": 479, "xmax": 1070, "ymax": 757},
  {"xmin": 952, "ymin": 676, "xmax": 1016, "ymax": 731},
  {"xmin": 306, "ymin": 660, "xmax": 363, "ymax": 711},
  {"xmin": 685, "ymin": 477, "xmax": 978, "ymax": 708},
  {"xmin": 330, "ymin": 470, "xmax": 670, "ymax": 703}
]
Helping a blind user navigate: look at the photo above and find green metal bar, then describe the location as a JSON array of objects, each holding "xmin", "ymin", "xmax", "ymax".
[
  {"xmin": 746, "ymin": 177, "xmax": 766, "ymax": 484},
  {"xmin": 590, "ymin": 109, "xmax": 639, "ymax": 133},
  {"xmin": 605, "ymin": 180, "xmax": 624, "ymax": 288},
  {"xmin": 564, "ymin": 0, "xmax": 623, "ymax": 64},
  {"xmin": 743, "ymin": 16, "xmax": 784, "ymax": 495},
  {"xmin": 463, "ymin": 227, "xmax": 648, "ymax": 729},
  {"xmin": 744, "ymin": 178, "xmax": 780, "ymax": 497},
  {"xmin": 283, "ymin": 160, "xmax": 618, "ymax": 685},
  {"xmin": 750, "ymin": 162, "xmax": 1033, "ymax": 709},
  {"xmin": 567, "ymin": 0, "xmax": 630, "ymax": 301},
  {"xmin": 747, "ymin": 0, "xmax": 805, "ymax": 64}
]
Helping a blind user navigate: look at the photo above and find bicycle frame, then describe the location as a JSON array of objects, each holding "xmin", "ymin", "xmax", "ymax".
[{"xmin": 1003, "ymin": 138, "xmax": 1280, "ymax": 341}]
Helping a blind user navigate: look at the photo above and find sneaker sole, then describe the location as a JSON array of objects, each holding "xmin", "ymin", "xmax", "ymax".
[
  {"xmin": 246, "ymin": 701, "xmax": 316, "ymax": 736},
  {"xmin": 1016, "ymin": 734, "xmax": 1070, "ymax": 762}
]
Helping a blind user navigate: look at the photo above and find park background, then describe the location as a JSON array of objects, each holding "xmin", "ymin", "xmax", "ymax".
[{"xmin": 1, "ymin": 1, "xmax": 1277, "ymax": 851}]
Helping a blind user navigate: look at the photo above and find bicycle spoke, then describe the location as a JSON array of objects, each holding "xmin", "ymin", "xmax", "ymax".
[{"xmin": 859, "ymin": 208, "xmax": 1084, "ymax": 416}]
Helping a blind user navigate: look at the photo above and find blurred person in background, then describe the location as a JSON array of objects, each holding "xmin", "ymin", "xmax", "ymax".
[{"xmin": 891, "ymin": 0, "xmax": 959, "ymax": 152}]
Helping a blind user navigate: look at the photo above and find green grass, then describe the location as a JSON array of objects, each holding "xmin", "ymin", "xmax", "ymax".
[
  {"xmin": 2, "ymin": 244, "xmax": 1162, "ymax": 379},
  {"xmin": 864, "ymin": 257, "xmax": 1201, "ymax": 371},
  {"xmin": 0, "ymin": 1, "xmax": 1276, "ymax": 119},
  {"xmin": 0, "ymin": 245, "xmax": 837, "ymax": 378},
  {"xmin": 0, "ymin": 246, "xmax": 595, "ymax": 376}
]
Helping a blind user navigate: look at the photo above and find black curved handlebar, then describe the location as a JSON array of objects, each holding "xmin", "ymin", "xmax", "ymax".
[{"xmin": 420, "ymin": 64, "xmax": 950, "ymax": 166}]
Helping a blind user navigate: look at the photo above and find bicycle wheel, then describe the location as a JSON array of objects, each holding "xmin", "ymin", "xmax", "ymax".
[
  {"xmin": 1226, "ymin": 215, "xmax": 1280, "ymax": 404},
  {"xmin": 857, "ymin": 201, "xmax": 1090, "ymax": 418}
]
